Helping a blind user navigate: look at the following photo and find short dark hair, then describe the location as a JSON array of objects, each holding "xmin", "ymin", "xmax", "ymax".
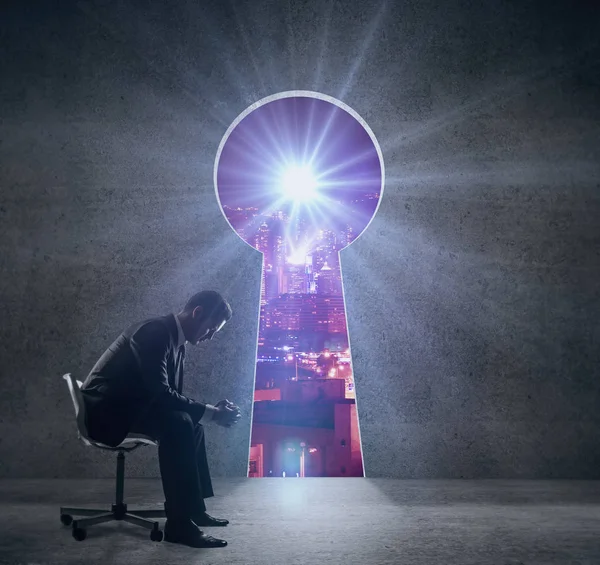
[{"xmin": 182, "ymin": 290, "xmax": 232, "ymax": 323}]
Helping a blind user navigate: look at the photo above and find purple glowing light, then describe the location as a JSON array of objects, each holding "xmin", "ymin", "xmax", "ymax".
[{"xmin": 215, "ymin": 93, "xmax": 383, "ymax": 247}]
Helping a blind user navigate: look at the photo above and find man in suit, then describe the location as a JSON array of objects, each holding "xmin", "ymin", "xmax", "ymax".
[{"xmin": 81, "ymin": 290, "xmax": 241, "ymax": 548}]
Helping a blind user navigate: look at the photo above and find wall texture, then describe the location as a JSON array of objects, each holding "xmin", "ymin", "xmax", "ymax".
[{"xmin": 0, "ymin": 0, "xmax": 598, "ymax": 479}]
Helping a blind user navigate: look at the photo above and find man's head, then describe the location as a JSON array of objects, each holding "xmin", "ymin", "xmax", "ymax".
[{"xmin": 177, "ymin": 290, "xmax": 233, "ymax": 345}]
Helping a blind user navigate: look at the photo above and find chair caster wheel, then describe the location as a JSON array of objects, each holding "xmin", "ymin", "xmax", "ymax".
[
  {"xmin": 150, "ymin": 529, "xmax": 163, "ymax": 542},
  {"xmin": 60, "ymin": 513, "xmax": 73, "ymax": 526},
  {"xmin": 72, "ymin": 527, "xmax": 87, "ymax": 541}
]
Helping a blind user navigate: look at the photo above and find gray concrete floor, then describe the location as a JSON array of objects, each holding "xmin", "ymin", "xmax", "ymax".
[{"xmin": 1, "ymin": 478, "xmax": 600, "ymax": 565}]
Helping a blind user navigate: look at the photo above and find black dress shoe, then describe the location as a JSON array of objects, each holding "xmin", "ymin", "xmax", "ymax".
[
  {"xmin": 192, "ymin": 512, "xmax": 229, "ymax": 527},
  {"xmin": 164, "ymin": 519, "xmax": 228, "ymax": 548}
]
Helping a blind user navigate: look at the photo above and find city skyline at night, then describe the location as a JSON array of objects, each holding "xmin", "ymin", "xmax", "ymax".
[{"xmin": 224, "ymin": 203, "xmax": 360, "ymax": 397}]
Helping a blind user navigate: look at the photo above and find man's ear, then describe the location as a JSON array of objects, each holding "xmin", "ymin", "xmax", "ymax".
[{"xmin": 192, "ymin": 305, "xmax": 203, "ymax": 319}]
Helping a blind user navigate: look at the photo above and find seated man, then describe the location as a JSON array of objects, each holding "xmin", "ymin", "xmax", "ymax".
[{"xmin": 81, "ymin": 290, "xmax": 241, "ymax": 548}]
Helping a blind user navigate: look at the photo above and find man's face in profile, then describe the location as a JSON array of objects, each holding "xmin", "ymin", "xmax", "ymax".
[{"xmin": 189, "ymin": 312, "xmax": 227, "ymax": 345}]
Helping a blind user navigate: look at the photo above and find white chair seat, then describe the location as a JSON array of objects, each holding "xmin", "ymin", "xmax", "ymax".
[{"xmin": 80, "ymin": 434, "xmax": 158, "ymax": 449}]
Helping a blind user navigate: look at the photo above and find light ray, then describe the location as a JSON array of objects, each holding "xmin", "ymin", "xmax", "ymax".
[
  {"xmin": 316, "ymin": 146, "xmax": 382, "ymax": 180},
  {"xmin": 227, "ymin": 0, "xmax": 271, "ymax": 99},
  {"xmin": 307, "ymin": 103, "xmax": 343, "ymax": 166},
  {"xmin": 312, "ymin": 0, "xmax": 336, "ymax": 92},
  {"xmin": 337, "ymin": 0, "xmax": 389, "ymax": 101},
  {"xmin": 379, "ymin": 65, "xmax": 555, "ymax": 154}
]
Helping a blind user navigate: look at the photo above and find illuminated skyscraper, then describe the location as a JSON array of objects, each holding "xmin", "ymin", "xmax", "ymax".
[
  {"xmin": 284, "ymin": 264, "xmax": 308, "ymax": 294},
  {"xmin": 316, "ymin": 263, "xmax": 342, "ymax": 295},
  {"xmin": 255, "ymin": 222, "xmax": 270, "ymax": 306},
  {"xmin": 305, "ymin": 254, "xmax": 316, "ymax": 294}
]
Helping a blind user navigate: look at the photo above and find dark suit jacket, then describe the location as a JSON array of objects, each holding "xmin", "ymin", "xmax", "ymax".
[{"xmin": 81, "ymin": 314, "xmax": 209, "ymax": 447}]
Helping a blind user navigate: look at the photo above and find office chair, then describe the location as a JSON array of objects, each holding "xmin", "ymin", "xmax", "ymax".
[{"xmin": 59, "ymin": 373, "xmax": 165, "ymax": 542}]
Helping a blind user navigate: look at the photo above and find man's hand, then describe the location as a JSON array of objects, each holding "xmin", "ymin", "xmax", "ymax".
[
  {"xmin": 215, "ymin": 399, "xmax": 239, "ymax": 410},
  {"xmin": 213, "ymin": 403, "xmax": 241, "ymax": 428}
]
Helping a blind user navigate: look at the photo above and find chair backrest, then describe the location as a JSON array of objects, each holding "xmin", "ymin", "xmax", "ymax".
[{"xmin": 63, "ymin": 373, "xmax": 90, "ymax": 440}]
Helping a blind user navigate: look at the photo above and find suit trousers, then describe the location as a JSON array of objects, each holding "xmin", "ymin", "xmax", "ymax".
[{"xmin": 129, "ymin": 408, "xmax": 214, "ymax": 520}]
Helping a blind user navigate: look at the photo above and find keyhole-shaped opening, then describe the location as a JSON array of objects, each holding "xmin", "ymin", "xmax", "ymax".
[{"xmin": 214, "ymin": 91, "xmax": 384, "ymax": 478}]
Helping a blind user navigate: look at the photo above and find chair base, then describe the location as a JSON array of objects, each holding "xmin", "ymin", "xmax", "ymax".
[{"xmin": 60, "ymin": 503, "xmax": 166, "ymax": 542}]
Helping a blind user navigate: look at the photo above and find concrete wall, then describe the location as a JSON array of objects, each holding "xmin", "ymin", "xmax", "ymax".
[{"xmin": 0, "ymin": 0, "xmax": 598, "ymax": 478}]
